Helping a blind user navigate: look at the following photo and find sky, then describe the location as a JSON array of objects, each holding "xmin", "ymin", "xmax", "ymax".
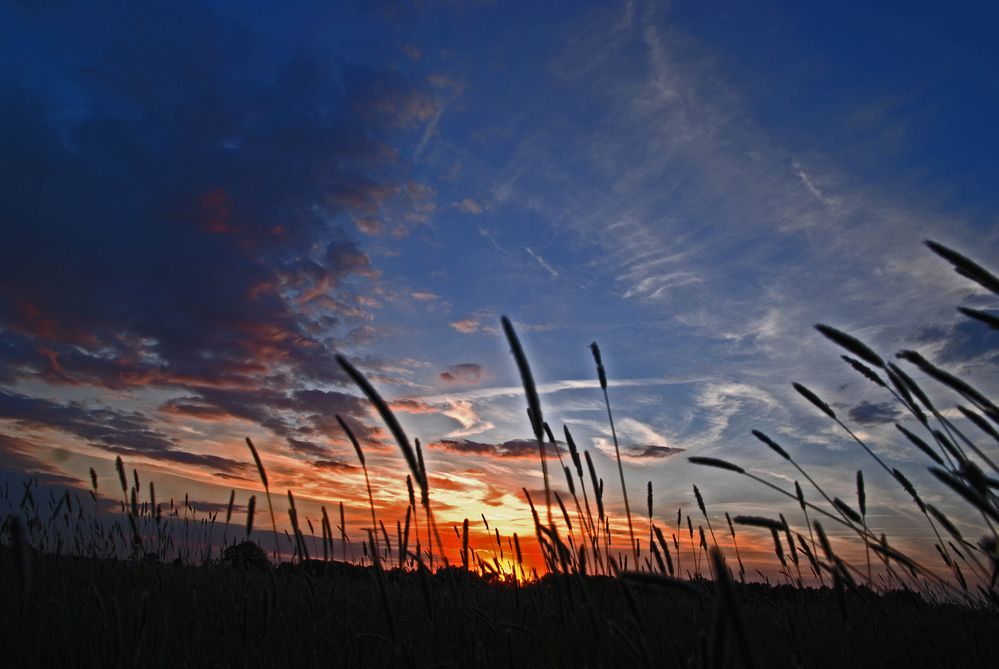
[{"xmin": 1, "ymin": 0, "xmax": 997, "ymax": 574}]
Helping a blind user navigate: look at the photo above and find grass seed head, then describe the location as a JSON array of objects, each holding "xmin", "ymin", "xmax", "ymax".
[
  {"xmin": 925, "ymin": 239, "xmax": 999, "ymax": 295},
  {"xmin": 733, "ymin": 516, "xmax": 785, "ymax": 531},
  {"xmin": 337, "ymin": 414, "xmax": 365, "ymax": 466},
  {"xmin": 564, "ymin": 425, "xmax": 583, "ymax": 477},
  {"xmin": 792, "ymin": 383, "xmax": 836, "ymax": 420},
  {"xmin": 500, "ymin": 316, "xmax": 544, "ymax": 441},
  {"xmin": 589, "ymin": 341, "xmax": 607, "ymax": 390},
  {"xmin": 895, "ymin": 424, "xmax": 944, "ymax": 465},
  {"xmin": 815, "ymin": 324, "xmax": 884, "ymax": 368},
  {"xmin": 246, "ymin": 495, "xmax": 256, "ymax": 537},
  {"xmin": 833, "ymin": 497, "xmax": 862, "ymax": 524},
  {"xmin": 688, "ymin": 456, "xmax": 745, "ymax": 474},
  {"xmin": 115, "ymin": 456, "xmax": 127, "ymax": 495},
  {"xmin": 856, "ymin": 471, "xmax": 866, "ymax": 518},
  {"xmin": 693, "ymin": 484, "xmax": 706, "ymax": 516},
  {"xmin": 245, "ymin": 438, "xmax": 269, "ymax": 490},
  {"xmin": 840, "ymin": 355, "xmax": 887, "ymax": 387},
  {"xmin": 752, "ymin": 430, "xmax": 790, "ymax": 460},
  {"xmin": 337, "ymin": 354, "xmax": 425, "ymax": 495}
]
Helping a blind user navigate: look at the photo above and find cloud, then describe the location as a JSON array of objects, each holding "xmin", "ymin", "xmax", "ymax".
[
  {"xmin": 440, "ymin": 399, "xmax": 494, "ymax": 438},
  {"xmin": 525, "ymin": 247, "xmax": 559, "ymax": 279},
  {"xmin": 286, "ymin": 438, "xmax": 330, "ymax": 457},
  {"xmin": 0, "ymin": 390, "xmax": 174, "ymax": 452},
  {"xmin": 354, "ymin": 217, "xmax": 382, "ymax": 235},
  {"xmin": 448, "ymin": 311, "xmax": 553, "ymax": 335},
  {"xmin": 905, "ymin": 317, "xmax": 999, "ymax": 369},
  {"xmin": 415, "ymin": 373, "xmax": 705, "ymax": 404},
  {"xmin": 0, "ymin": 3, "xmax": 434, "ymax": 400},
  {"xmin": 0, "ymin": 390, "xmax": 249, "ymax": 475},
  {"xmin": 847, "ymin": 400, "xmax": 901, "ymax": 426},
  {"xmin": 590, "ymin": 416, "xmax": 685, "ymax": 463},
  {"xmin": 621, "ymin": 444, "xmax": 685, "ymax": 459},
  {"xmin": 312, "ymin": 458, "xmax": 358, "ymax": 472},
  {"xmin": 388, "ymin": 395, "xmax": 493, "ymax": 437},
  {"xmin": 414, "ymin": 102, "xmax": 446, "ymax": 161},
  {"xmin": 439, "ymin": 363, "xmax": 483, "ymax": 384},
  {"xmin": 792, "ymin": 160, "xmax": 840, "ymax": 208},
  {"xmin": 450, "ymin": 316, "xmax": 487, "ymax": 334},
  {"xmin": 401, "ymin": 43, "xmax": 423, "ymax": 61},
  {"xmin": 346, "ymin": 325, "xmax": 381, "ymax": 346},
  {"xmin": 693, "ymin": 382, "xmax": 782, "ymax": 443},
  {"xmin": 389, "ymin": 398, "xmax": 441, "ymax": 414},
  {"xmin": 0, "ymin": 3, "xmax": 450, "ymax": 480},
  {"xmin": 0, "ymin": 433, "xmax": 88, "ymax": 489},
  {"xmin": 159, "ymin": 386, "xmax": 377, "ymax": 455},
  {"xmin": 936, "ymin": 319, "xmax": 999, "ymax": 365},
  {"xmin": 454, "ymin": 198, "xmax": 483, "ymax": 214},
  {"xmin": 478, "ymin": 227, "xmax": 509, "ymax": 255},
  {"xmin": 430, "ymin": 438, "xmax": 566, "ymax": 459}
]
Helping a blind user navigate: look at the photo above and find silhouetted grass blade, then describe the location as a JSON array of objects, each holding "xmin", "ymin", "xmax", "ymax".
[
  {"xmin": 815, "ymin": 324, "xmax": 884, "ymax": 368},
  {"xmin": 925, "ymin": 239, "xmax": 999, "ymax": 295},
  {"xmin": 336, "ymin": 354, "xmax": 425, "ymax": 493}
]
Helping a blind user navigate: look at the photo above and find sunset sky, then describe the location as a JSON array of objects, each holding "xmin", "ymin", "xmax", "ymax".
[{"xmin": 1, "ymin": 1, "xmax": 997, "ymax": 572}]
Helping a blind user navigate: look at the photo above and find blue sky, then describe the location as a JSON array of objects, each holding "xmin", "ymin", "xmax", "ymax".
[{"xmin": 1, "ymin": 0, "xmax": 997, "ymax": 569}]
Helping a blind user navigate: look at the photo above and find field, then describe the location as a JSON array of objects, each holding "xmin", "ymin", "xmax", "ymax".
[
  {"xmin": 0, "ymin": 553, "xmax": 999, "ymax": 667},
  {"xmin": 1, "ymin": 240, "xmax": 998, "ymax": 668},
  {"xmin": 1, "ymin": 550, "xmax": 996, "ymax": 668}
]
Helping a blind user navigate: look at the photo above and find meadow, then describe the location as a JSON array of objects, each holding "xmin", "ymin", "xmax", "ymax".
[{"xmin": 1, "ymin": 239, "xmax": 997, "ymax": 668}]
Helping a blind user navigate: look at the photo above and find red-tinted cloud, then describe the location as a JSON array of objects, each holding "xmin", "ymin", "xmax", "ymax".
[
  {"xmin": 439, "ymin": 363, "xmax": 483, "ymax": 385},
  {"xmin": 429, "ymin": 438, "xmax": 567, "ymax": 459}
]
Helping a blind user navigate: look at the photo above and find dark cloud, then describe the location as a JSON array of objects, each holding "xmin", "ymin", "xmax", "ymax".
[
  {"xmin": 848, "ymin": 400, "xmax": 901, "ymax": 426},
  {"xmin": 0, "ymin": 433, "xmax": 86, "ymax": 490},
  {"xmin": 104, "ymin": 446, "xmax": 249, "ymax": 475},
  {"xmin": 0, "ymin": 390, "xmax": 248, "ymax": 475},
  {"xmin": 0, "ymin": 390, "xmax": 175, "ymax": 453},
  {"xmin": 910, "ymin": 325, "xmax": 949, "ymax": 345},
  {"xmin": 0, "ymin": 3, "xmax": 433, "ymax": 399},
  {"xmin": 908, "ymin": 320, "xmax": 999, "ymax": 365},
  {"xmin": 439, "ymin": 363, "xmax": 483, "ymax": 384},
  {"xmin": 174, "ymin": 498, "xmax": 249, "ymax": 516},
  {"xmin": 312, "ymin": 458, "xmax": 358, "ymax": 472},
  {"xmin": 213, "ymin": 471, "xmax": 254, "ymax": 483},
  {"xmin": 159, "ymin": 386, "xmax": 377, "ymax": 453},
  {"xmin": 622, "ymin": 444, "xmax": 685, "ymax": 459},
  {"xmin": 430, "ymin": 438, "xmax": 566, "ymax": 459},
  {"xmin": 937, "ymin": 319, "xmax": 999, "ymax": 365},
  {"xmin": 286, "ymin": 438, "xmax": 329, "ymax": 457},
  {"xmin": 346, "ymin": 326, "xmax": 381, "ymax": 346}
]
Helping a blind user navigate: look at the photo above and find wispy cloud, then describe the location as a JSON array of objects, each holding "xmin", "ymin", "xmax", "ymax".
[
  {"xmin": 448, "ymin": 311, "xmax": 553, "ymax": 335},
  {"xmin": 415, "ymin": 101, "xmax": 446, "ymax": 161},
  {"xmin": 525, "ymin": 246, "xmax": 559, "ymax": 279},
  {"xmin": 454, "ymin": 197, "xmax": 483, "ymax": 214},
  {"xmin": 792, "ymin": 159, "xmax": 841, "ymax": 208}
]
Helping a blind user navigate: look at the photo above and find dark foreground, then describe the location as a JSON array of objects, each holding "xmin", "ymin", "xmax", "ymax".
[{"xmin": 2, "ymin": 552, "xmax": 997, "ymax": 668}]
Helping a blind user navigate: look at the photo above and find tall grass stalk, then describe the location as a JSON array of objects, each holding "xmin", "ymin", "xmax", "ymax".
[
  {"xmin": 336, "ymin": 355, "xmax": 447, "ymax": 568},
  {"xmin": 500, "ymin": 316, "xmax": 553, "ymax": 530},
  {"xmin": 590, "ymin": 341, "xmax": 639, "ymax": 566},
  {"xmin": 245, "ymin": 438, "xmax": 279, "ymax": 559},
  {"xmin": 337, "ymin": 414, "xmax": 380, "ymax": 559}
]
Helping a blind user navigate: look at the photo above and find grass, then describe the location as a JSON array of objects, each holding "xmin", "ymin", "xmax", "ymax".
[
  {"xmin": 0, "ymin": 551, "xmax": 995, "ymax": 668},
  {"xmin": 1, "ymin": 239, "xmax": 998, "ymax": 666}
]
